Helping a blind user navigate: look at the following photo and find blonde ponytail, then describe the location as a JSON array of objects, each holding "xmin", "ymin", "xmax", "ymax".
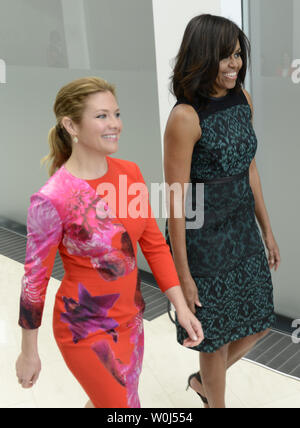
[
  {"xmin": 41, "ymin": 76, "xmax": 116, "ymax": 177},
  {"xmin": 41, "ymin": 125, "xmax": 72, "ymax": 176}
]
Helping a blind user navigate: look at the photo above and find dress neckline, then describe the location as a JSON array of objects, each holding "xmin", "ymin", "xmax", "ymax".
[
  {"xmin": 209, "ymin": 91, "xmax": 231, "ymax": 101},
  {"xmin": 62, "ymin": 156, "xmax": 111, "ymax": 183}
]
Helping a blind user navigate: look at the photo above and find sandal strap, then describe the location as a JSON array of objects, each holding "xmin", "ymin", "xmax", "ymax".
[
  {"xmin": 194, "ymin": 371, "xmax": 202, "ymax": 385},
  {"xmin": 189, "ymin": 372, "xmax": 208, "ymax": 405}
]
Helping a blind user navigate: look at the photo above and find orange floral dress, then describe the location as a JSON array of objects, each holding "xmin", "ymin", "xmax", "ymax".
[{"xmin": 19, "ymin": 157, "xmax": 180, "ymax": 408}]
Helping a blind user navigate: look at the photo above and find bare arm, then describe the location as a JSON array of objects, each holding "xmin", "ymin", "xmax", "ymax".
[
  {"xmin": 243, "ymin": 89, "xmax": 272, "ymax": 234},
  {"xmin": 164, "ymin": 104, "xmax": 203, "ymax": 311},
  {"xmin": 249, "ymin": 159, "xmax": 272, "ymax": 236},
  {"xmin": 243, "ymin": 89, "xmax": 281, "ymax": 271}
]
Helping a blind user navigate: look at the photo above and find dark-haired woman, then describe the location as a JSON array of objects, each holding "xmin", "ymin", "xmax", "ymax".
[{"xmin": 164, "ymin": 14, "xmax": 280, "ymax": 408}]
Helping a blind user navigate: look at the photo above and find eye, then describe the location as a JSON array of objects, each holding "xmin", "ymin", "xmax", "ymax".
[
  {"xmin": 97, "ymin": 114, "xmax": 107, "ymax": 119},
  {"xmin": 115, "ymin": 112, "xmax": 121, "ymax": 118},
  {"xmin": 235, "ymin": 52, "xmax": 242, "ymax": 58}
]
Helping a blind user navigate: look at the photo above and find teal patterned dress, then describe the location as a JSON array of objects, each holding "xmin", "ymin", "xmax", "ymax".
[{"xmin": 166, "ymin": 89, "xmax": 275, "ymax": 353}]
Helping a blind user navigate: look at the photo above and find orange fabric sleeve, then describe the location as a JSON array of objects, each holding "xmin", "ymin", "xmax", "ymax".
[{"xmin": 135, "ymin": 164, "xmax": 180, "ymax": 292}]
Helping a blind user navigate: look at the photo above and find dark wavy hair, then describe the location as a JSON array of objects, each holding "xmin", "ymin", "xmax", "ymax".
[{"xmin": 171, "ymin": 14, "xmax": 251, "ymax": 107}]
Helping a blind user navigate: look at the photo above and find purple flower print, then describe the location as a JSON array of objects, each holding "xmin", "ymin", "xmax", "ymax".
[
  {"xmin": 61, "ymin": 283, "xmax": 120, "ymax": 344},
  {"xmin": 91, "ymin": 341, "xmax": 127, "ymax": 387},
  {"xmin": 91, "ymin": 312, "xmax": 144, "ymax": 408}
]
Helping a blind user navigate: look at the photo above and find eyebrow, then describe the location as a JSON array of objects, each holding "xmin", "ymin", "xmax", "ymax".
[{"xmin": 94, "ymin": 108, "xmax": 120, "ymax": 113}]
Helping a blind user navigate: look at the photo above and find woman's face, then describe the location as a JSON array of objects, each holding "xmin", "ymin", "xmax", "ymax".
[
  {"xmin": 214, "ymin": 40, "xmax": 243, "ymax": 95},
  {"xmin": 72, "ymin": 91, "xmax": 123, "ymax": 155}
]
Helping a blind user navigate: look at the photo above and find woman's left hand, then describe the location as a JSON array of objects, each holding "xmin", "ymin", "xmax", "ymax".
[
  {"xmin": 176, "ymin": 309, "xmax": 204, "ymax": 348},
  {"xmin": 263, "ymin": 231, "xmax": 281, "ymax": 272}
]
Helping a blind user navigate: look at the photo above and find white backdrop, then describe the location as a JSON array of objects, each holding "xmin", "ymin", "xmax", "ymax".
[{"xmin": 152, "ymin": 0, "xmax": 243, "ymax": 156}]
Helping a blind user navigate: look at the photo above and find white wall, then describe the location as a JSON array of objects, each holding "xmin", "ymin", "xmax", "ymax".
[
  {"xmin": 152, "ymin": 0, "xmax": 222, "ymax": 156},
  {"xmin": 152, "ymin": 0, "xmax": 243, "ymax": 156},
  {"xmin": 221, "ymin": 0, "xmax": 242, "ymax": 26}
]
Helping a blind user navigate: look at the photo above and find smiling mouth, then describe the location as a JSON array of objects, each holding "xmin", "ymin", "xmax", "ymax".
[
  {"xmin": 224, "ymin": 72, "xmax": 238, "ymax": 80},
  {"xmin": 102, "ymin": 134, "xmax": 119, "ymax": 142}
]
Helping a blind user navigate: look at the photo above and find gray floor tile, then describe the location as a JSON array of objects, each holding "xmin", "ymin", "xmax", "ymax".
[
  {"xmin": 256, "ymin": 336, "xmax": 292, "ymax": 365},
  {"xmin": 267, "ymin": 342, "xmax": 300, "ymax": 370}
]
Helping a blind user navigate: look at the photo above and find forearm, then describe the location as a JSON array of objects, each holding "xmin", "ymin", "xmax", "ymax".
[
  {"xmin": 21, "ymin": 328, "xmax": 39, "ymax": 358},
  {"xmin": 168, "ymin": 217, "xmax": 192, "ymax": 282},
  {"xmin": 249, "ymin": 166, "xmax": 272, "ymax": 236},
  {"xmin": 165, "ymin": 285, "xmax": 189, "ymax": 313}
]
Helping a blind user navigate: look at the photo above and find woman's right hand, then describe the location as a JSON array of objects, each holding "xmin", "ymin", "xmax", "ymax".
[
  {"xmin": 16, "ymin": 353, "xmax": 41, "ymax": 389},
  {"xmin": 180, "ymin": 276, "xmax": 202, "ymax": 314}
]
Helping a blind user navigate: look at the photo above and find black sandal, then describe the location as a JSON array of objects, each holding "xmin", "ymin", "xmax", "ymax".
[{"xmin": 186, "ymin": 372, "xmax": 209, "ymax": 405}]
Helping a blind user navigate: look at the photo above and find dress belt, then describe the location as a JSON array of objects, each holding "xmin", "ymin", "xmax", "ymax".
[{"xmin": 190, "ymin": 169, "xmax": 249, "ymax": 185}]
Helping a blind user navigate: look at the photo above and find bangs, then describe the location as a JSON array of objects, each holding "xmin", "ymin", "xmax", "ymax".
[{"xmin": 218, "ymin": 24, "xmax": 240, "ymax": 60}]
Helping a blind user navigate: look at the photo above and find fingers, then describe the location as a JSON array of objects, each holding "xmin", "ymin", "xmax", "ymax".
[
  {"xmin": 191, "ymin": 318, "xmax": 204, "ymax": 342},
  {"xmin": 183, "ymin": 335, "xmax": 203, "ymax": 348},
  {"xmin": 187, "ymin": 295, "xmax": 202, "ymax": 314},
  {"xmin": 268, "ymin": 250, "xmax": 275, "ymax": 268},
  {"xmin": 182, "ymin": 318, "xmax": 204, "ymax": 348},
  {"xmin": 17, "ymin": 371, "xmax": 37, "ymax": 389},
  {"xmin": 18, "ymin": 378, "xmax": 34, "ymax": 389},
  {"xmin": 187, "ymin": 300, "xmax": 196, "ymax": 315},
  {"xmin": 32, "ymin": 371, "xmax": 40, "ymax": 385},
  {"xmin": 269, "ymin": 250, "xmax": 281, "ymax": 271},
  {"xmin": 195, "ymin": 298, "xmax": 202, "ymax": 308}
]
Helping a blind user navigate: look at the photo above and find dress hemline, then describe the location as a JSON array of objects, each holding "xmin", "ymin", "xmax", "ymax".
[{"xmin": 176, "ymin": 313, "xmax": 276, "ymax": 354}]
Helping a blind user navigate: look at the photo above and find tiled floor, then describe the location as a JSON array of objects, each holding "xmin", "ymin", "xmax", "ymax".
[{"xmin": 1, "ymin": 254, "xmax": 300, "ymax": 408}]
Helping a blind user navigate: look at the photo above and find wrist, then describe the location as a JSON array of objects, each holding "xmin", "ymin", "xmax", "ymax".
[
  {"xmin": 165, "ymin": 285, "xmax": 188, "ymax": 312},
  {"xmin": 262, "ymin": 228, "xmax": 273, "ymax": 238},
  {"xmin": 21, "ymin": 328, "xmax": 39, "ymax": 359},
  {"xmin": 178, "ymin": 272, "xmax": 193, "ymax": 284},
  {"xmin": 21, "ymin": 350, "xmax": 40, "ymax": 362}
]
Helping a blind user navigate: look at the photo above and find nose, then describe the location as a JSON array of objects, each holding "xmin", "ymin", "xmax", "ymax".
[
  {"xmin": 229, "ymin": 55, "xmax": 239, "ymax": 69},
  {"xmin": 108, "ymin": 114, "xmax": 121, "ymax": 130}
]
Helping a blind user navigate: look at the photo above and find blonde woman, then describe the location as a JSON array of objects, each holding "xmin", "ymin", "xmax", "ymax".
[{"xmin": 16, "ymin": 77, "xmax": 203, "ymax": 408}]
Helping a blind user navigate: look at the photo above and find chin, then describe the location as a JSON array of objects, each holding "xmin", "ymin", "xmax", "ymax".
[
  {"xmin": 227, "ymin": 80, "xmax": 237, "ymax": 89},
  {"xmin": 105, "ymin": 144, "xmax": 119, "ymax": 155}
]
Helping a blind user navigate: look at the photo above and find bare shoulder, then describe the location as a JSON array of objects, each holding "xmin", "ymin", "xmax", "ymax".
[
  {"xmin": 165, "ymin": 103, "xmax": 201, "ymax": 142},
  {"xmin": 170, "ymin": 103, "xmax": 200, "ymax": 128},
  {"xmin": 242, "ymin": 88, "xmax": 254, "ymax": 117}
]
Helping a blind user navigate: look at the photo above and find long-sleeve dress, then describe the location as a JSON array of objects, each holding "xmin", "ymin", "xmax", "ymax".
[{"xmin": 19, "ymin": 156, "xmax": 180, "ymax": 408}]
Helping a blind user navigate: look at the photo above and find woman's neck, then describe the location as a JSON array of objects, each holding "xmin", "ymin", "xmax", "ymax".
[{"xmin": 64, "ymin": 148, "xmax": 109, "ymax": 180}]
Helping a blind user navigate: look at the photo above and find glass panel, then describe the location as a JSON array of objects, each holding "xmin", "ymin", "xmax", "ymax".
[{"xmin": 246, "ymin": 0, "xmax": 300, "ymax": 319}]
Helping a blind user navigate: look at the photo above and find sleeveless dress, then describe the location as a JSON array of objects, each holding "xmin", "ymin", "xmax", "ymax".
[
  {"xmin": 19, "ymin": 157, "xmax": 180, "ymax": 407},
  {"xmin": 166, "ymin": 89, "xmax": 276, "ymax": 353}
]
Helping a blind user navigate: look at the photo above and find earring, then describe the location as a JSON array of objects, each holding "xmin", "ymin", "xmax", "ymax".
[{"xmin": 73, "ymin": 136, "xmax": 79, "ymax": 144}]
